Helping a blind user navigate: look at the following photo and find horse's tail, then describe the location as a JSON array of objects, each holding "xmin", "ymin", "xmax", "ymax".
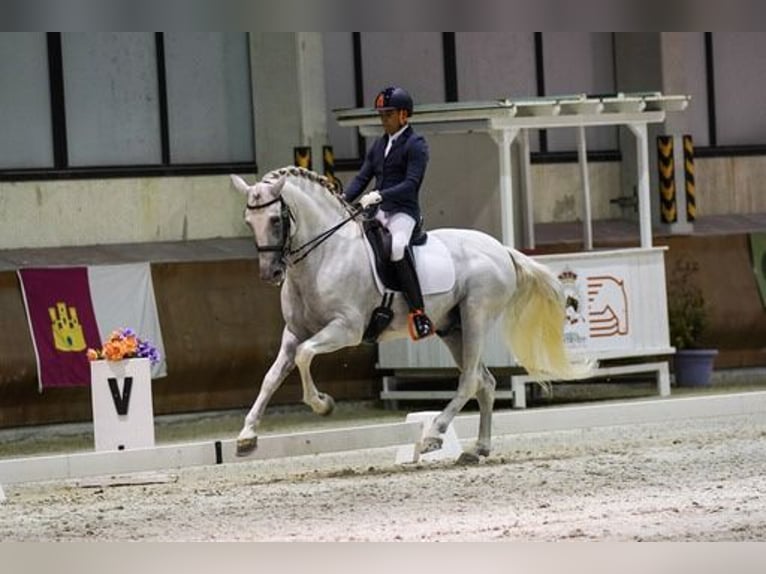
[{"xmin": 503, "ymin": 248, "xmax": 594, "ymax": 385}]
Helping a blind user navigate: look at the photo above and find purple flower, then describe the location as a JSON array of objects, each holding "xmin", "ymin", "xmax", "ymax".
[{"xmin": 136, "ymin": 339, "xmax": 160, "ymax": 364}]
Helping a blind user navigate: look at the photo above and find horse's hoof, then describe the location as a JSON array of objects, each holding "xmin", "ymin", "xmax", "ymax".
[
  {"xmin": 236, "ymin": 436, "xmax": 258, "ymax": 457},
  {"xmin": 316, "ymin": 393, "xmax": 335, "ymax": 416},
  {"xmin": 418, "ymin": 436, "xmax": 443, "ymax": 454},
  {"xmin": 456, "ymin": 451, "xmax": 481, "ymax": 465}
]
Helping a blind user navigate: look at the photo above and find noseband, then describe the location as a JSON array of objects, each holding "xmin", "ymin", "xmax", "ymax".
[{"xmin": 247, "ymin": 195, "xmax": 294, "ymax": 256}]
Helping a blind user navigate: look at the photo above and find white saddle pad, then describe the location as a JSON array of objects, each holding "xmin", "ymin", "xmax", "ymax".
[{"xmin": 363, "ymin": 234, "xmax": 456, "ymax": 296}]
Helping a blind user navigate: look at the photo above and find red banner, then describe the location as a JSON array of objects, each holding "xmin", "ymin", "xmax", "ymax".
[{"xmin": 18, "ymin": 268, "xmax": 102, "ymax": 390}]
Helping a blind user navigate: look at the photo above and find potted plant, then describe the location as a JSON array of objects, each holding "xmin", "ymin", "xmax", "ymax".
[{"xmin": 667, "ymin": 257, "xmax": 718, "ymax": 387}]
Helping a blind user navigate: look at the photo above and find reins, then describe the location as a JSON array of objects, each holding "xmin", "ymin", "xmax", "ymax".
[
  {"xmin": 247, "ymin": 189, "xmax": 370, "ymax": 266},
  {"xmin": 287, "ymin": 207, "xmax": 367, "ymax": 265}
]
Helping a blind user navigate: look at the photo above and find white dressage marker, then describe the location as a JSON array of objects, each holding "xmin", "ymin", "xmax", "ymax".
[{"xmin": 396, "ymin": 411, "xmax": 462, "ymax": 464}]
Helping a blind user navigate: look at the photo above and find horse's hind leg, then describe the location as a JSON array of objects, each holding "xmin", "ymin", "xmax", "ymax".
[
  {"xmin": 457, "ymin": 365, "xmax": 496, "ymax": 464},
  {"xmin": 422, "ymin": 316, "xmax": 488, "ymax": 460},
  {"xmin": 237, "ymin": 326, "xmax": 299, "ymax": 456}
]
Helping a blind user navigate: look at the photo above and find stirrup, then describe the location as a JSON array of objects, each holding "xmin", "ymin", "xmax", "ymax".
[{"xmin": 408, "ymin": 310, "xmax": 434, "ymax": 341}]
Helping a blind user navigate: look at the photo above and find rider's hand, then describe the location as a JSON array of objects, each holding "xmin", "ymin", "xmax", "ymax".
[{"xmin": 359, "ymin": 190, "xmax": 382, "ymax": 209}]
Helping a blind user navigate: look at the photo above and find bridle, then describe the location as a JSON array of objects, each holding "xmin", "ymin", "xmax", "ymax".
[
  {"xmin": 246, "ymin": 195, "xmax": 294, "ymax": 256},
  {"xmin": 246, "ymin": 191, "xmax": 367, "ymax": 266}
]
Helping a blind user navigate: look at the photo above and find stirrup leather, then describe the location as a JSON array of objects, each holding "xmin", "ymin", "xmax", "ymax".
[{"xmin": 408, "ymin": 309, "xmax": 434, "ymax": 341}]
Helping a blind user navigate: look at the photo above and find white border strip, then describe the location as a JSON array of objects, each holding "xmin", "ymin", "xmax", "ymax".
[
  {"xmin": 453, "ymin": 391, "xmax": 766, "ymax": 437},
  {"xmin": 0, "ymin": 421, "xmax": 422, "ymax": 486},
  {"xmin": 3, "ymin": 392, "xmax": 766, "ymax": 487}
]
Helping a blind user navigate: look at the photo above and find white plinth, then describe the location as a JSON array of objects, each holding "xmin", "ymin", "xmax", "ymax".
[
  {"xmin": 90, "ymin": 358, "xmax": 155, "ymax": 452},
  {"xmin": 395, "ymin": 411, "xmax": 462, "ymax": 464}
]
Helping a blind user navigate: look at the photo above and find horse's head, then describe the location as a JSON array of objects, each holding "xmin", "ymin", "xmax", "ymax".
[{"xmin": 231, "ymin": 173, "xmax": 290, "ymax": 285}]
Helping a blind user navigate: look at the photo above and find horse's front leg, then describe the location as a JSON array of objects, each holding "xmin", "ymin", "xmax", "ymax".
[
  {"xmin": 236, "ymin": 327, "xmax": 299, "ymax": 456},
  {"xmin": 295, "ymin": 318, "xmax": 361, "ymax": 416}
]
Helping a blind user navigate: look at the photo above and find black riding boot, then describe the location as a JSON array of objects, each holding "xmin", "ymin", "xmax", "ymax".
[{"xmin": 393, "ymin": 257, "xmax": 434, "ymax": 340}]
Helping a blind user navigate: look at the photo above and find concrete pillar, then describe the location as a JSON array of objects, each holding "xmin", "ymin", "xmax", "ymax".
[
  {"xmin": 659, "ymin": 33, "xmax": 709, "ymax": 143},
  {"xmin": 248, "ymin": 33, "xmax": 329, "ymax": 176},
  {"xmin": 295, "ymin": 33, "xmax": 329, "ymax": 172},
  {"xmin": 614, "ymin": 33, "xmax": 702, "ymax": 236}
]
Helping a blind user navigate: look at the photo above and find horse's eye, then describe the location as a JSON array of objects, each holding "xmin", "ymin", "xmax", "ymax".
[{"xmin": 269, "ymin": 215, "xmax": 281, "ymax": 226}]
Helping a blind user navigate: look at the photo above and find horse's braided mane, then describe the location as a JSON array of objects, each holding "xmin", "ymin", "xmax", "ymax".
[{"xmin": 264, "ymin": 166, "xmax": 348, "ymax": 209}]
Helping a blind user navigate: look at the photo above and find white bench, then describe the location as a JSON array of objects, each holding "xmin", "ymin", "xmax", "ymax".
[
  {"xmin": 510, "ymin": 361, "xmax": 670, "ymax": 408},
  {"xmin": 380, "ymin": 360, "xmax": 671, "ymax": 410}
]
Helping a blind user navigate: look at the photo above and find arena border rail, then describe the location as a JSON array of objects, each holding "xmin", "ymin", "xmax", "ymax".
[{"xmin": 1, "ymin": 391, "xmax": 765, "ymax": 490}]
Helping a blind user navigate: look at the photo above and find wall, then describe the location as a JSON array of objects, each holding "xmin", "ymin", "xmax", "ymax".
[
  {"xmin": 1, "ymin": 31, "xmax": 765, "ymax": 251},
  {"xmin": 0, "ymin": 175, "xmax": 249, "ymax": 250},
  {"xmin": 2, "ymin": 232, "xmax": 763, "ymax": 429},
  {"xmin": 2, "ymin": 149, "xmax": 764, "ymax": 251},
  {"xmin": 0, "ymin": 259, "xmax": 376, "ymax": 428},
  {"xmin": 697, "ymin": 156, "xmax": 766, "ymax": 215}
]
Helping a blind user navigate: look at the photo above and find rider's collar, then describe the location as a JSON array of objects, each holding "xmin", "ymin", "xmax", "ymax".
[{"xmin": 387, "ymin": 123, "xmax": 409, "ymax": 144}]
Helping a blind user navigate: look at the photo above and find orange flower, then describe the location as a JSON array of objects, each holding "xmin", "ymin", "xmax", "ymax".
[
  {"xmin": 122, "ymin": 334, "xmax": 138, "ymax": 355},
  {"xmin": 103, "ymin": 340, "xmax": 125, "ymax": 361},
  {"xmin": 85, "ymin": 328, "xmax": 155, "ymax": 363}
]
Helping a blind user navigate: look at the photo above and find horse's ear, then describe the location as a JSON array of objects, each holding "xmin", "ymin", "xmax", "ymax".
[{"xmin": 230, "ymin": 174, "xmax": 251, "ymax": 196}]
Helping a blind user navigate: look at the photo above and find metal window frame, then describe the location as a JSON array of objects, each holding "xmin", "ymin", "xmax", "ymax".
[
  {"xmin": 0, "ymin": 32, "xmax": 256, "ymax": 181},
  {"xmin": 696, "ymin": 32, "xmax": 766, "ymax": 157}
]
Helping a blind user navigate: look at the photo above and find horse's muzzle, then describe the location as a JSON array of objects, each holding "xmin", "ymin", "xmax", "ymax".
[{"xmin": 261, "ymin": 267, "xmax": 285, "ymax": 285}]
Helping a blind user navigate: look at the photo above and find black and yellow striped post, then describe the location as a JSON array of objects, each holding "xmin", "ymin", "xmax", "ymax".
[
  {"xmin": 657, "ymin": 135, "xmax": 677, "ymax": 223},
  {"xmin": 322, "ymin": 145, "xmax": 338, "ymax": 187},
  {"xmin": 683, "ymin": 135, "xmax": 696, "ymax": 222},
  {"xmin": 293, "ymin": 146, "xmax": 312, "ymax": 170}
]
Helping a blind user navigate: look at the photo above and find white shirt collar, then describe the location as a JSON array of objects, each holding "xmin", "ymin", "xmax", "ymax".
[{"xmin": 388, "ymin": 123, "xmax": 409, "ymax": 143}]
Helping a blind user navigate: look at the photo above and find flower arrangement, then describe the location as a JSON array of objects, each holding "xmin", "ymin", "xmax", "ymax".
[{"xmin": 87, "ymin": 328, "xmax": 160, "ymax": 364}]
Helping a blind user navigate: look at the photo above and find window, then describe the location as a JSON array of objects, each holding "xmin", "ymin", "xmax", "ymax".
[
  {"xmin": 455, "ymin": 32, "xmax": 539, "ymax": 151},
  {"xmin": 323, "ymin": 32, "xmax": 621, "ymax": 162},
  {"xmin": 455, "ymin": 33, "xmax": 537, "ymax": 101},
  {"xmin": 711, "ymin": 33, "xmax": 766, "ymax": 147},
  {"xmin": 323, "ymin": 33, "xmax": 360, "ymax": 160},
  {"xmin": 62, "ymin": 33, "xmax": 162, "ymax": 167},
  {"xmin": 164, "ymin": 33, "xmax": 253, "ymax": 164},
  {"xmin": 323, "ymin": 33, "xmax": 446, "ymax": 164},
  {"xmin": 360, "ymin": 33, "xmax": 445, "ymax": 108},
  {"xmin": 542, "ymin": 32, "xmax": 617, "ymax": 153},
  {"xmin": 0, "ymin": 33, "xmax": 54, "ymax": 169},
  {"xmin": 0, "ymin": 33, "xmax": 254, "ymax": 178}
]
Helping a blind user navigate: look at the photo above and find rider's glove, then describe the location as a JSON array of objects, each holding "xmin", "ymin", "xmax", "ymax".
[{"xmin": 359, "ymin": 190, "xmax": 382, "ymax": 209}]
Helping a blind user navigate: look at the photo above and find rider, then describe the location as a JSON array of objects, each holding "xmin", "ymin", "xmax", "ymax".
[{"xmin": 343, "ymin": 86, "xmax": 435, "ymax": 340}]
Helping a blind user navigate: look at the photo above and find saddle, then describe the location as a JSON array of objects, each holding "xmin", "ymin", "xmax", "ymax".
[{"xmin": 362, "ymin": 216, "xmax": 427, "ymax": 291}]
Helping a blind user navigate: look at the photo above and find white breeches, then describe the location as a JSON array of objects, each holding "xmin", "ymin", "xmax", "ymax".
[{"xmin": 375, "ymin": 209, "xmax": 416, "ymax": 261}]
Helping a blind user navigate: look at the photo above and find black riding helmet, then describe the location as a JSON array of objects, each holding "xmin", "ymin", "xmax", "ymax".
[{"xmin": 374, "ymin": 86, "xmax": 414, "ymax": 117}]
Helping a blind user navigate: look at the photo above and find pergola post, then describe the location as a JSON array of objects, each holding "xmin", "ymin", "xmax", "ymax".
[{"xmin": 490, "ymin": 128, "xmax": 519, "ymax": 247}]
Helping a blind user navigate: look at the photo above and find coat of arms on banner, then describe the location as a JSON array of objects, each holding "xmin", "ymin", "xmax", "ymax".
[{"xmin": 559, "ymin": 267, "xmax": 589, "ymax": 348}]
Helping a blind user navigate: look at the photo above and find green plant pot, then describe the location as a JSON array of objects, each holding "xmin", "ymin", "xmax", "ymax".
[{"xmin": 673, "ymin": 349, "xmax": 718, "ymax": 387}]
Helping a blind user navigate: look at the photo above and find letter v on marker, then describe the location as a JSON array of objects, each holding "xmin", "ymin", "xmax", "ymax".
[{"xmin": 107, "ymin": 377, "xmax": 133, "ymax": 416}]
